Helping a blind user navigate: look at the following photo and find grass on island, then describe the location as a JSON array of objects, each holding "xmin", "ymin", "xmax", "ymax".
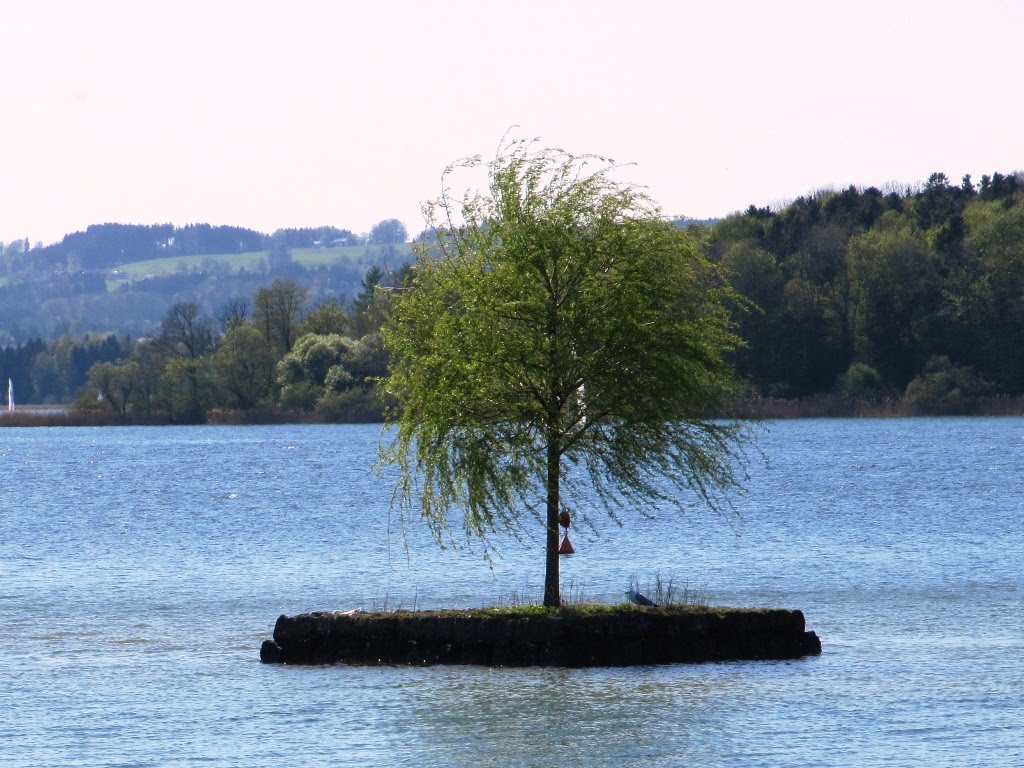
[
  {"xmin": 335, "ymin": 603, "xmax": 775, "ymax": 621},
  {"xmin": 343, "ymin": 576, "xmax": 769, "ymax": 619}
]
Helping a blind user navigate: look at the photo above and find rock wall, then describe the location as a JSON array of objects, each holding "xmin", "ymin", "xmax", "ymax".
[{"xmin": 260, "ymin": 608, "xmax": 821, "ymax": 667}]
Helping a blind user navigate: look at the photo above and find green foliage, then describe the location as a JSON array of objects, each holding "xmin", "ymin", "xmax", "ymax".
[
  {"xmin": 903, "ymin": 356, "xmax": 991, "ymax": 414},
  {"xmin": 847, "ymin": 215, "xmax": 938, "ymax": 388},
  {"xmin": 278, "ymin": 333, "xmax": 358, "ymax": 390},
  {"xmin": 279, "ymin": 380, "xmax": 320, "ymax": 410},
  {"xmin": 383, "ymin": 141, "xmax": 748, "ymax": 607},
  {"xmin": 314, "ymin": 386, "xmax": 384, "ymax": 422},
  {"xmin": 349, "ymin": 266, "xmax": 396, "ymax": 337},
  {"xmin": 836, "ymin": 362, "xmax": 887, "ymax": 400},
  {"xmin": 300, "ymin": 299, "xmax": 349, "ymax": 336},
  {"xmin": 963, "ymin": 202, "xmax": 1024, "ymax": 388},
  {"xmin": 276, "ymin": 332, "xmax": 387, "ymax": 415},
  {"xmin": 717, "ymin": 240, "xmax": 787, "ymax": 394},
  {"xmin": 81, "ymin": 360, "xmax": 141, "ymax": 417},
  {"xmin": 160, "ymin": 357, "xmax": 214, "ymax": 423},
  {"xmin": 2, "ymin": 334, "xmax": 132, "ymax": 405},
  {"xmin": 15, "ymin": 170, "xmax": 1024, "ymax": 415},
  {"xmin": 709, "ymin": 173, "xmax": 1024, "ymax": 400},
  {"xmin": 212, "ymin": 323, "xmax": 276, "ymax": 409},
  {"xmin": 254, "ymin": 279, "xmax": 308, "ymax": 358},
  {"xmin": 367, "ymin": 218, "xmax": 409, "ymax": 245}
]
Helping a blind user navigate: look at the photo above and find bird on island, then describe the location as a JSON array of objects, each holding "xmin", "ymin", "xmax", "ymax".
[{"xmin": 625, "ymin": 588, "xmax": 658, "ymax": 607}]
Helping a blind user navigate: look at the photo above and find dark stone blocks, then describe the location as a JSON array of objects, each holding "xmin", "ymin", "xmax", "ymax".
[{"xmin": 260, "ymin": 607, "xmax": 822, "ymax": 667}]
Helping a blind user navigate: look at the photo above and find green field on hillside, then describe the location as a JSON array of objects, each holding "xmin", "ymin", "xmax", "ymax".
[
  {"xmin": 108, "ymin": 243, "xmax": 414, "ymax": 285},
  {"xmin": 110, "ymin": 251, "xmax": 266, "ymax": 279}
]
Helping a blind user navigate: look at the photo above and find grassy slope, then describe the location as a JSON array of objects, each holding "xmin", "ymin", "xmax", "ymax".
[{"xmin": 108, "ymin": 243, "xmax": 414, "ymax": 283}]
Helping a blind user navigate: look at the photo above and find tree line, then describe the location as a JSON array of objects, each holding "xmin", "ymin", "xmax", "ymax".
[
  {"xmin": 0, "ymin": 269, "xmax": 403, "ymax": 422},
  {"xmin": 0, "ymin": 335, "xmax": 132, "ymax": 406},
  {"xmin": 707, "ymin": 170, "xmax": 1024, "ymax": 413},
  {"xmin": 80, "ymin": 269, "xmax": 405, "ymax": 422},
  {"xmin": 0, "ymin": 219, "xmax": 409, "ymax": 275},
  {"xmin": 3, "ymin": 171, "xmax": 1024, "ymax": 418}
]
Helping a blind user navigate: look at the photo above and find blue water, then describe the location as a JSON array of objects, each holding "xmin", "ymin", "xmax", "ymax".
[{"xmin": 2, "ymin": 419, "xmax": 1022, "ymax": 766}]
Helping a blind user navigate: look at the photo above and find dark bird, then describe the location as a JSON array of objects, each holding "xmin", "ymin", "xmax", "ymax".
[{"xmin": 625, "ymin": 588, "xmax": 658, "ymax": 607}]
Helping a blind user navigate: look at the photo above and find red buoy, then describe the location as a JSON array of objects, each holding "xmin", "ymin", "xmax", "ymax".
[{"xmin": 558, "ymin": 533, "xmax": 575, "ymax": 555}]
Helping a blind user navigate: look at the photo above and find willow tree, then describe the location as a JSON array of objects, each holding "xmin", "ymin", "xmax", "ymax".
[{"xmin": 382, "ymin": 141, "xmax": 748, "ymax": 607}]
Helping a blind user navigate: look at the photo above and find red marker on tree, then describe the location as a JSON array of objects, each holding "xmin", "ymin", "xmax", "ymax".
[{"xmin": 557, "ymin": 512, "xmax": 574, "ymax": 555}]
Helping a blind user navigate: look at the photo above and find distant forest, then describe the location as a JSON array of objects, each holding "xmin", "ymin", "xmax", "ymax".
[
  {"xmin": 2, "ymin": 170, "xmax": 1023, "ymax": 417},
  {"xmin": 707, "ymin": 170, "xmax": 1023, "ymax": 412}
]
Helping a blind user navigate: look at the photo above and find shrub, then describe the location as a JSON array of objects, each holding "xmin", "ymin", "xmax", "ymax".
[
  {"xmin": 837, "ymin": 362, "xmax": 887, "ymax": 400},
  {"xmin": 904, "ymin": 356, "xmax": 991, "ymax": 414}
]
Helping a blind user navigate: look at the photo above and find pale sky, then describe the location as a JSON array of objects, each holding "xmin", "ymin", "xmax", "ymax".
[{"xmin": 2, "ymin": 0, "xmax": 1022, "ymax": 246}]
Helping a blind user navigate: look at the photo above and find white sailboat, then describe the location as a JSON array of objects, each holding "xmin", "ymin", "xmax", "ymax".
[{"xmin": 7, "ymin": 378, "xmax": 13, "ymax": 412}]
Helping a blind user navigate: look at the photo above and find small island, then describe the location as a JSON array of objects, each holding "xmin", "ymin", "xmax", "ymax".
[
  {"xmin": 259, "ymin": 143, "xmax": 825, "ymax": 669},
  {"xmin": 260, "ymin": 605, "xmax": 821, "ymax": 667}
]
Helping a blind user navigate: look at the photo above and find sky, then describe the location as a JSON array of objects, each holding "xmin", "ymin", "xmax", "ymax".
[{"xmin": 2, "ymin": 0, "xmax": 1023, "ymax": 246}]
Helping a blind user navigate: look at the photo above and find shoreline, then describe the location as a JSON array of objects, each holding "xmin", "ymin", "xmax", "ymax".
[
  {"xmin": 4, "ymin": 397, "xmax": 1024, "ymax": 427},
  {"xmin": 0, "ymin": 407, "xmax": 382, "ymax": 427}
]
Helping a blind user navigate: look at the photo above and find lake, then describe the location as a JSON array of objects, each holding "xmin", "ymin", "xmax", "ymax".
[{"xmin": 2, "ymin": 419, "xmax": 1022, "ymax": 766}]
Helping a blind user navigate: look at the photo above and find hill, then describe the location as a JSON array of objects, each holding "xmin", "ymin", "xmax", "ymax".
[
  {"xmin": 0, "ymin": 222, "xmax": 414, "ymax": 344},
  {"xmin": 107, "ymin": 244, "xmax": 412, "ymax": 288}
]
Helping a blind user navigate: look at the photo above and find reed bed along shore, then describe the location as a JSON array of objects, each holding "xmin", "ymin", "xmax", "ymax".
[
  {"xmin": 728, "ymin": 394, "xmax": 1024, "ymax": 419},
  {"xmin": 4, "ymin": 395, "xmax": 1024, "ymax": 428}
]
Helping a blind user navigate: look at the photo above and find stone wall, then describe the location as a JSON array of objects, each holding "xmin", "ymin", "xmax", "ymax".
[{"xmin": 260, "ymin": 607, "xmax": 821, "ymax": 667}]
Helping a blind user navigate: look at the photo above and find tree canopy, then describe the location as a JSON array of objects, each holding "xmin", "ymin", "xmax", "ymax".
[
  {"xmin": 382, "ymin": 142, "xmax": 749, "ymax": 607},
  {"xmin": 705, "ymin": 171, "xmax": 1024, "ymax": 405}
]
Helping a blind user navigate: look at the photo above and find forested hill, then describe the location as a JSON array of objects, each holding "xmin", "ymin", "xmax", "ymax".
[
  {"xmin": 708, "ymin": 170, "xmax": 1024, "ymax": 405},
  {"xmin": 3, "ymin": 172, "xmax": 1024, "ymax": 415},
  {"xmin": 4, "ymin": 223, "xmax": 367, "ymax": 273},
  {"xmin": 0, "ymin": 219, "xmax": 412, "ymax": 344}
]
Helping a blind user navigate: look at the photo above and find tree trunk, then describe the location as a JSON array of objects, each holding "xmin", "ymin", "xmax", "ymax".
[{"xmin": 543, "ymin": 435, "xmax": 561, "ymax": 608}]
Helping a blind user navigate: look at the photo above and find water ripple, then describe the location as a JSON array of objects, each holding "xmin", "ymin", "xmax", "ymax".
[{"xmin": 2, "ymin": 420, "xmax": 1022, "ymax": 767}]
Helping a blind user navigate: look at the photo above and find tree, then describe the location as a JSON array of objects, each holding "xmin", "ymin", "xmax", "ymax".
[
  {"xmin": 84, "ymin": 360, "xmax": 140, "ymax": 417},
  {"xmin": 217, "ymin": 296, "xmax": 250, "ymax": 333},
  {"xmin": 253, "ymin": 278, "xmax": 308, "ymax": 359},
  {"xmin": 349, "ymin": 266, "xmax": 387, "ymax": 337},
  {"xmin": 716, "ymin": 238, "xmax": 788, "ymax": 395},
  {"xmin": 130, "ymin": 341, "xmax": 165, "ymax": 413},
  {"xmin": 300, "ymin": 299, "xmax": 348, "ymax": 336},
  {"xmin": 367, "ymin": 218, "xmax": 408, "ymax": 245},
  {"xmin": 160, "ymin": 357, "xmax": 213, "ymax": 423},
  {"xmin": 30, "ymin": 350, "xmax": 64, "ymax": 403},
  {"xmin": 847, "ymin": 215, "xmax": 939, "ymax": 389},
  {"xmin": 158, "ymin": 302, "xmax": 214, "ymax": 359},
  {"xmin": 212, "ymin": 323, "xmax": 275, "ymax": 409},
  {"xmin": 382, "ymin": 142, "xmax": 748, "ymax": 607},
  {"xmin": 962, "ymin": 199, "xmax": 1024, "ymax": 391}
]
